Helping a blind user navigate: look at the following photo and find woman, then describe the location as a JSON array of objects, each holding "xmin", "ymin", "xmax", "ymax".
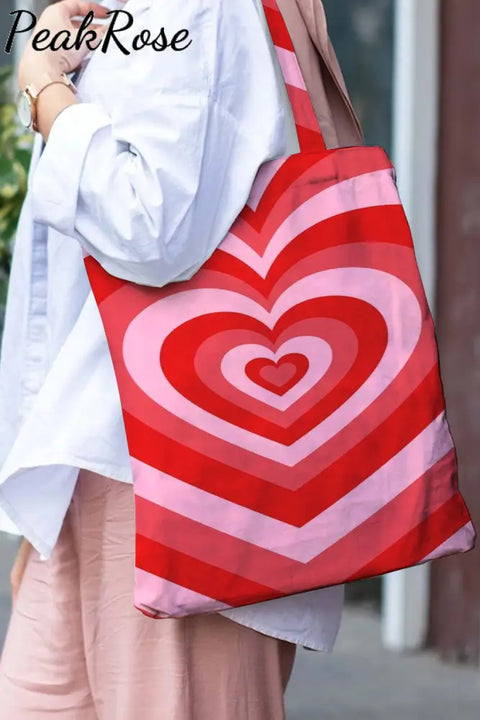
[{"xmin": 0, "ymin": 0, "xmax": 363, "ymax": 718}]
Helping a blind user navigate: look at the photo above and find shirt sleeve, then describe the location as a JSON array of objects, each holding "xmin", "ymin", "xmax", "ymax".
[{"xmin": 30, "ymin": 0, "xmax": 288, "ymax": 287}]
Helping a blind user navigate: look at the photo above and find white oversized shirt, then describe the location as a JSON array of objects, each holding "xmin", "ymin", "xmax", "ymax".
[{"xmin": 0, "ymin": 0, "xmax": 344, "ymax": 651}]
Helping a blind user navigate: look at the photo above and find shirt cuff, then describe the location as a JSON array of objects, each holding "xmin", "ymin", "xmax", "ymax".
[{"xmin": 31, "ymin": 102, "xmax": 112, "ymax": 238}]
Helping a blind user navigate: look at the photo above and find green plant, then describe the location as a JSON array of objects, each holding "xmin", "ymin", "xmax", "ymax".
[{"xmin": 0, "ymin": 65, "xmax": 33, "ymax": 291}]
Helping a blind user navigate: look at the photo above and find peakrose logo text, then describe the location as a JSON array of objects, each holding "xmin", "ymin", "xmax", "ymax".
[{"xmin": 5, "ymin": 9, "xmax": 192, "ymax": 55}]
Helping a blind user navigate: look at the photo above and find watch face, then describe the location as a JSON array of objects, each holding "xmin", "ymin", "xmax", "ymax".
[{"xmin": 17, "ymin": 91, "xmax": 32, "ymax": 129}]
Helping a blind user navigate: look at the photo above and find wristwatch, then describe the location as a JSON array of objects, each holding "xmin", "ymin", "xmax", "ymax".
[{"xmin": 17, "ymin": 71, "xmax": 77, "ymax": 132}]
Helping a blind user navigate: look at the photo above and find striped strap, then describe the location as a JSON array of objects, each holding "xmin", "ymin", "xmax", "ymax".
[{"xmin": 261, "ymin": 0, "xmax": 327, "ymax": 153}]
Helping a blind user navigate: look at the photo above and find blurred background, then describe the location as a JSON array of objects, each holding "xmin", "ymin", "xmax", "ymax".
[{"xmin": 0, "ymin": 0, "xmax": 479, "ymax": 717}]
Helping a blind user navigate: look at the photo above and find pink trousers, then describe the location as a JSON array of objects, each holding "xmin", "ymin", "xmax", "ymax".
[{"xmin": 0, "ymin": 470, "xmax": 296, "ymax": 720}]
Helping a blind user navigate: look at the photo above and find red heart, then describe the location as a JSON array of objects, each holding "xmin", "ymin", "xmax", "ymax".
[{"xmin": 245, "ymin": 354, "xmax": 309, "ymax": 396}]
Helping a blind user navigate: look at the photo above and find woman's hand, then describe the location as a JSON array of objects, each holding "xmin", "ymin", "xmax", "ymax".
[
  {"xmin": 18, "ymin": 0, "xmax": 109, "ymax": 90},
  {"xmin": 18, "ymin": 0, "xmax": 109, "ymax": 141},
  {"xmin": 10, "ymin": 537, "xmax": 33, "ymax": 607}
]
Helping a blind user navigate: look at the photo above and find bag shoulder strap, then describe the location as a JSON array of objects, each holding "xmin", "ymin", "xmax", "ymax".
[{"xmin": 261, "ymin": 0, "xmax": 327, "ymax": 153}]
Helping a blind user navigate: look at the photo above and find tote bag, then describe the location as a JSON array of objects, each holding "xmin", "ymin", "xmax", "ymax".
[{"xmin": 84, "ymin": 0, "xmax": 476, "ymax": 618}]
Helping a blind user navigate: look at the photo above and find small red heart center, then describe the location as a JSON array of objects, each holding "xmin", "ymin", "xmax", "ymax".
[
  {"xmin": 260, "ymin": 362, "xmax": 296, "ymax": 386},
  {"xmin": 245, "ymin": 354, "xmax": 309, "ymax": 396}
]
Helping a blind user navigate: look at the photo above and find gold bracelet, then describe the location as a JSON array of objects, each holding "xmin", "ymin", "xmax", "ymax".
[
  {"xmin": 24, "ymin": 72, "xmax": 77, "ymax": 132},
  {"xmin": 36, "ymin": 78, "xmax": 77, "ymax": 100}
]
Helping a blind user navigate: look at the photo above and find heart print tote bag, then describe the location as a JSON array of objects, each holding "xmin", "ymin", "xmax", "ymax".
[{"xmin": 84, "ymin": 0, "xmax": 476, "ymax": 618}]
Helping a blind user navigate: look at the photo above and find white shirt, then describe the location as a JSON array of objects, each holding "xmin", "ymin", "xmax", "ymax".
[{"xmin": 0, "ymin": 0, "xmax": 344, "ymax": 651}]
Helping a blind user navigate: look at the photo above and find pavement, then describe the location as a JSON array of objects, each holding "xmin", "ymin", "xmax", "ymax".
[
  {"xmin": 285, "ymin": 605, "xmax": 480, "ymax": 720},
  {"xmin": 1, "ymin": 534, "xmax": 479, "ymax": 719}
]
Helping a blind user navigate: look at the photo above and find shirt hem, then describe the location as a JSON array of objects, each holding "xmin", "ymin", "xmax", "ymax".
[
  {"xmin": 218, "ymin": 611, "xmax": 337, "ymax": 652},
  {"xmin": 0, "ymin": 455, "xmax": 132, "ymax": 488},
  {"xmin": 0, "ymin": 487, "xmax": 51, "ymax": 558},
  {"xmin": 0, "ymin": 457, "xmax": 132, "ymax": 557}
]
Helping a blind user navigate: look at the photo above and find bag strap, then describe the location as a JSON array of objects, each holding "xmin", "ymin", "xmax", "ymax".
[{"xmin": 261, "ymin": 0, "xmax": 327, "ymax": 153}]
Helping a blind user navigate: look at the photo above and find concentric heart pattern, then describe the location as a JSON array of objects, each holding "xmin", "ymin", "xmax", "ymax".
[{"xmin": 84, "ymin": 0, "xmax": 475, "ymax": 618}]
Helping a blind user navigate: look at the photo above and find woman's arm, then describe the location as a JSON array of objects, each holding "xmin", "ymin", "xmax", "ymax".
[
  {"xmin": 24, "ymin": 0, "xmax": 288, "ymax": 287},
  {"xmin": 36, "ymin": 83, "xmax": 78, "ymax": 140},
  {"xmin": 10, "ymin": 538, "xmax": 33, "ymax": 607}
]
